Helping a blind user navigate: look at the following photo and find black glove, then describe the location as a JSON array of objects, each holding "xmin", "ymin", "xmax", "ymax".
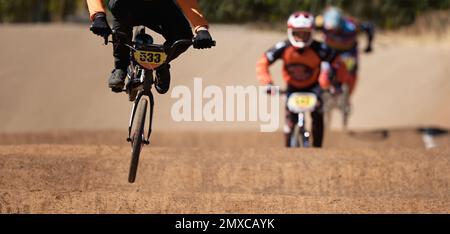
[
  {"xmin": 193, "ymin": 30, "xmax": 214, "ymax": 49},
  {"xmin": 90, "ymin": 12, "xmax": 112, "ymax": 38}
]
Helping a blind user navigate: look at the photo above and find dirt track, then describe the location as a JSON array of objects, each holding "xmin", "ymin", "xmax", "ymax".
[
  {"xmin": 0, "ymin": 24, "xmax": 449, "ymax": 213},
  {"xmin": 1, "ymin": 141, "xmax": 449, "ymax": 214}
]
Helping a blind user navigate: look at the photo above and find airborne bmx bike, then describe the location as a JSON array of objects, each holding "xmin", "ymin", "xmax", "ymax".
[{"xmin": 104, "ymin": 26, "xmax": 215, "ymax": 183}]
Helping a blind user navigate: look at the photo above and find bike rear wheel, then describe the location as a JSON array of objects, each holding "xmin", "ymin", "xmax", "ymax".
[{"xmin": 128, "ymin": 98, "xmax": 148, "ymax": 183}]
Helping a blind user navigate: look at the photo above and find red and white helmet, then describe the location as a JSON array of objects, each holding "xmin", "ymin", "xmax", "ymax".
[{"xmin": 287, "ymin": 11, "xmax": 315, "ymax": 48}]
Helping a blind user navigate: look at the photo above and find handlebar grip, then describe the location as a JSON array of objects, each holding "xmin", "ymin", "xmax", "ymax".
[{"xmin": 265, "ymin": 86, "xmax": 287, "ymax": 96}]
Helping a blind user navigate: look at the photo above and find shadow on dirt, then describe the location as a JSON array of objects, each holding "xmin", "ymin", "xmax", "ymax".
[
  {"xmin": 347, "ymin": 127, "xmax": 449, "ymax": 142},
  {"xmin": 347, "ymin": 129, "xmax": 390, "ymax": 141},
  {"xmin": 417, "ymin": 127, "xmax": 449, "ymax": 136}
]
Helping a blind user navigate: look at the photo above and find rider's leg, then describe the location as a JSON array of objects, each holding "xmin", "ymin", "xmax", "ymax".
[
  {"xmin": 311, "ymin": 85, "xmax": 325, "ymax": 148},
  {"xmin": 155, "ymin": 0, "xmax": 194, "ymax": 59},
  {"xmin": 349, "ymin": 58, "xmax": 358, "ymax": 95},
  {"xmin": 139, "ymin": 0, "xmax": 194, "ymax": 94},
  {"xmin": 284, "ymin": 89, "xmax": 299, "ymax": 148},
  {"xmin": 345, "ymin": 47, "xmax": 359, "ymax": 95},
  {"xmin": 108, "ymin": 1, "xmax": 135, "ymax": 90},
  {"xmin": 284, "ymin": 108, "xmax": 298, "ymax": 148},
  {"xmin": 311, "ymin": 110, "xmax": 324, "ymax": 148}
]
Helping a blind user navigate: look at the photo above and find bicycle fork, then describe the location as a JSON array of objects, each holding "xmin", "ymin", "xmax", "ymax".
[
  {"xmin": 298, "ymin": 112, "xmax": 310, "ymax": 147},
  {"xmin": 127, "ymin": 92, "xmax": 154, "ymax": 145}
]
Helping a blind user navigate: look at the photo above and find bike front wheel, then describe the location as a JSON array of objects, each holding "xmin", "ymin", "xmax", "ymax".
[{"xmin": 128, "ymin": 98, "xmax": 148, "ymax": 183}]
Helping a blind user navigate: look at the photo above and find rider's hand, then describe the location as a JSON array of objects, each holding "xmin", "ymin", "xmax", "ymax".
[
  {"xmin": 265, "ymin": 84, "xmax": 276, "ymax": 96},
  {"xmin": 364, "ymin": 45, "xmax": 373, "ymax": 54},
  {"xmin": 90, "ymin": 12, "xmax": 112, "ymax": 38},
  {"xmin": 193, "ymin": 28, "xmax": 214, "ymax": 49}
]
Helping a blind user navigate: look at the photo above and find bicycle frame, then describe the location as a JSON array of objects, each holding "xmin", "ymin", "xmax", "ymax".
[
  {"xmin": 288, "ymin": 111, "xmax": 311, "ymax": 148},
  {"xmin": 298, "ymin": 112, "xmax": 309, "ymax": 147},
  {"xmin": 102, "ymin": 26, "xmax": 214, "ymax": 182},
  {"xmin": 275, "ymin": 89, "xmax": 315, "ymax": 148},
  {"xmin": 106, "ymin": 28, "xmax": 195, "ymax": 146},
  {"xmin": 126, "ymin": 68, "xmax": 154, "ymax": 145}
]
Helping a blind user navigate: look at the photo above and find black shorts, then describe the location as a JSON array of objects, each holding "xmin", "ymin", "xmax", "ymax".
[
  {"xmin": 108, "ymin": 0, "xmax": 194, "ymax": 68},
  {"xmin": 108, "ymin": 0, "xmax": 193, "ymax": 43}
]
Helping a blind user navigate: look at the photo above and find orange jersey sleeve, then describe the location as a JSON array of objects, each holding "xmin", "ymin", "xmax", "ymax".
[
  {"xmin": 176, "ymin": 0, "xmax": 209, "ymax": 31},
  {"xmin": 256, "ymin": 55, "xmax": 273, "ymax": 85},
  {"xmin": 86, "ymin": 0, "xmax": 106, "ymax": 21},
  {"xmin": 318, "ymin": 62, "xmax": 332, "ymax": 90}
]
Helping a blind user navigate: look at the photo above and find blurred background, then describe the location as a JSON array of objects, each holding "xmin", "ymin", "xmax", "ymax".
[
  {"xmin": 0, "ymin": 0, "xmax": 449, "ymax": 146},
  {"xmin": 1, "ymin": 0, "xmax": 449, "ymax": 30}
]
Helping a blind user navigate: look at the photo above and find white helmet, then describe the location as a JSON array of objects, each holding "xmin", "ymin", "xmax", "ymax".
[{"xmin": 287, "ymin": 11, "xmax": 315, "ymax": 49}]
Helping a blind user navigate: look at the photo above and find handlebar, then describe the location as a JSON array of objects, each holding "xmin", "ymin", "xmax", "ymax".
[
  {"xmin": 266, "ymin": 86, "xmax": 287, "ymax": 95},
  {"xmin": 103, "ymin": 32, "xmax": 215, "ymax": 65}
]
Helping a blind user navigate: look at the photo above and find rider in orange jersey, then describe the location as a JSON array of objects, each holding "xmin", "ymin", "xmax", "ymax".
[
  {"xmin": 256, "ymin": 12, "xmax": 335, "ymax": 148},
  {"xmin": 87, "ymin": 0, "xmax": 215, "ymax": 94}
]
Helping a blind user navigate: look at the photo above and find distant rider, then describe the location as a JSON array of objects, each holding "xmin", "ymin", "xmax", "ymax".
[
  {"xmin": 256, "ymin": 12, "xmax": 335, "ymax": 148},
  {"xmin": 315, "ymin": 6, "xmax": 374, "ymax": 94},
  {"xmin": 87, "ymin": 0, "xmax": 215, "ymax": 94}
]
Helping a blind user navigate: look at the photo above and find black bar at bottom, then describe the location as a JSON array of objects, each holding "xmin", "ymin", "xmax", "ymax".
[{"xmin": 0, "ymin": 214, "xmax": 447, "ymax": 233}]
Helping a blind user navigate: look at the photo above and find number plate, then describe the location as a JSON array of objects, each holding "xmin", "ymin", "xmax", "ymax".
[
  {"xmin": 287, "ymin": 93, "xmax": 318, "ymax": 113},
  {"xmin": 134, "ymin": 50, "xmax": 167, "ymax": 70}
]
